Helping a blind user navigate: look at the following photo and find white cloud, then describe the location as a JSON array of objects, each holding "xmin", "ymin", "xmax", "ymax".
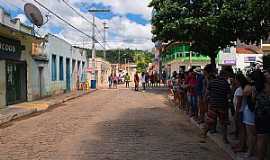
[
  {"xmin": 0, "ymin": 0, "xmax": 154, "ymax": 50},
  {"xmin": 15, "ymin": 14, "xmax": 28, "ymax": 23}
]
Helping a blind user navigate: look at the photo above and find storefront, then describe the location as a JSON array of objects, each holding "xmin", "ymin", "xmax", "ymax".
[{"xmin": 0, "ymin": 36, "xmax": 27, "ymax": 106}]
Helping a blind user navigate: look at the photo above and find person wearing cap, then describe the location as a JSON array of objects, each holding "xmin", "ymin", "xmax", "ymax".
[{"xmin": 195, "ymin": 67, "xmax": 205, "ymax": 123}]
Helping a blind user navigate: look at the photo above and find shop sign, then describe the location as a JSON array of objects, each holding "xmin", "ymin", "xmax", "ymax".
[
  {"xmin": 0, "ymin": 36, "xmax": 21, "ymax": 60},
  {"xmin": 244, "ymin": 56, "xmax": 256, "ymax": 63}
]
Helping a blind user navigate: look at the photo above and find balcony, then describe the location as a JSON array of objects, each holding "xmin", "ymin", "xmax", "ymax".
[{"xmin": 31, "ymin": 42, "xmax": 48, "ymax": 62}]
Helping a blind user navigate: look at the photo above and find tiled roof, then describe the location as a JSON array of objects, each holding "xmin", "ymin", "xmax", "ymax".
[{"xmin": 236, "ymin": 47, "xmax": 263, "ymax": 54}]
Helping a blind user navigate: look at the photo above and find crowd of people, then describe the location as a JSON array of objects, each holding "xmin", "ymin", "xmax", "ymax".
[
  {"xmin": 108, "ymin": 71, "xmax": 166, "ymax": 91},
  {"xmin": 169, "ymin": 64, "xmax": 270, "ymax": 160},
  {"xmin": 134, "ymin": 71, "xmax": 167, "ymax": 91}
]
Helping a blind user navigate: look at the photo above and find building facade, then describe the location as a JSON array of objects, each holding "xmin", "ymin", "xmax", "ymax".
[
  {"xmin": 88, "ymin": 57, "xmax": 111, "ymax": 88},
  {"xmin": 161, "ymin": 42, "xmax": 210, "ymax": 76},
  {"xmin": 0, "ymin": 7, "xmax": 47, "ymax": 107},
  {"xmin": 43, "ymin": 34, "xmax": 87, "ymax": 95}
]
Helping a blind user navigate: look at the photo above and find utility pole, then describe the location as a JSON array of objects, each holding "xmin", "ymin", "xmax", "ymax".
[
  {"xmin": 103, "ymin": 22, "xmax": 109, "ymax": 59},
  {"xmin": 88, "ymin": 9, "xmax": 110, "ymax": 87},
  {"xmin": 118, "ymin": 49, "xmax": 121, "ymax": 74},
  {"xmin": 91, "ymin": 13, "xmax": 96, "ymax": 81}
]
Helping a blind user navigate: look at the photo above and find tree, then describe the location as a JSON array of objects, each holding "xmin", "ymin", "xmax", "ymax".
[
  {"xmin": 134, "ymin": 51, "xmax": 154, "ymax": 72},
  {"xmin": 149, "ymin": 0, "xmax": 270, "ymax": 66},
  {"xmin": 89, "ymin": 49, "xmax": 154, "ymax": 69}
]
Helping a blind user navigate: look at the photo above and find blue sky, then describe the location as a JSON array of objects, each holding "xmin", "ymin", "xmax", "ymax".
[{"xmin": 0, "ymin": 0, "xmax": 153, "ymax": 50}]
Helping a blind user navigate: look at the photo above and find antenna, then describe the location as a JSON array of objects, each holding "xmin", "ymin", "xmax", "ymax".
[{"xmin": 24, "ymin": 3, "xmax": 44, "ymax": 28}]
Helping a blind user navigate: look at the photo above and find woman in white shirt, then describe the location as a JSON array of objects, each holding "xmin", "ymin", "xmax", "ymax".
[{"xmin": 232, "ymin": 73, "xmax": 248, "ymax": 153}]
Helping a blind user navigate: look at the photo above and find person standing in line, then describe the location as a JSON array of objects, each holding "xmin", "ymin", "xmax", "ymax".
[
  {"xmin": 145, "ymin": 72, "xmax": 150, "ymax": 88},
  {"xmin": 188, "ymin": 70, "xmax": 198, "ymax": 118},
  {"xmin": 201, "ymin": 69, "xmax": 231, "ymax": 144},
  {"xmin": 108, "ymin": 74, "xmax": 113, "ymax": 89},
  {"xmin": 134, "ymin": 72, "xmax": 140, "ymax": 91},
  {"xmin": 113, "ymin": 73, "xmax": 118, "ymax": 89},
  {"xmin": 195, "ymin": 68, "xmax": 205, "ymax": 123},
  {"xmin": 162, "ymin": 71, "xmax": 167, "ymax": 87},
  {"xmin": 242, "ymin": 83, "xmax": 256, "ymax": 158},
  {"xmin": 232, "ymin": 73, "xmax": 248, "ymax": 153},
  {"xmin": 150, "ymin": 72, "xmax": 155, "ymax": 88},
  {"xmin": 124, "ymin": 73, "xmax": 130, "ymax": 88},
  {"xmin": 255, "ymin": 69, "xmax": 270, "ymax": 160},
  {"xmin": 141, "ymin": 72, "xmax": 146, "ymax": 90}
]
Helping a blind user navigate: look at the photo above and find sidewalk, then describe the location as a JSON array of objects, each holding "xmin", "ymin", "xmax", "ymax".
[
  {"xmin": 168, "ymin": 97, "xmax": 256, "ymax": 160},
  {"xmin": 0, "ymin": 89, "xmax": 96, "ymax": 126}
]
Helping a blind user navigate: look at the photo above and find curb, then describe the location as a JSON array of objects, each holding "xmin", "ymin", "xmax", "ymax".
[{"xmin": 189, "ymin": 118, "xmax": 237, "ymax": 160}]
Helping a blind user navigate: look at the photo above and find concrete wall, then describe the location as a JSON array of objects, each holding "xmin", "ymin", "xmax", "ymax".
[
  {"xmin": 93, "ymin": 58, "xmax": 111, "ymax": 88},
  {"xmin": 0, "ymin": 60, "xmax": 6, "ymax": 107},
  {"xmin": 0, "ymin": 7, "xmax": 32, "ymax": 34}
]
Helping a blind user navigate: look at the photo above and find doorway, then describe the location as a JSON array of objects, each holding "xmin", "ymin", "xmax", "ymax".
[
  {"xmin": 38, "ymin": 67, "xmax": 44, "ymax": 98},
  {"xmin": 66, "ymin": 58, "xmax": 71, "ymax": 91},
  {"xmin": 6, "ymin": 61, "xmax": 27, "ymax": 105}
]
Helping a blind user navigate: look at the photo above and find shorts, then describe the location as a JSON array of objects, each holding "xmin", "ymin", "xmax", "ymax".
[{"xmin": 206, "ymin": 106, "xmax": 229, "ymax": 128}]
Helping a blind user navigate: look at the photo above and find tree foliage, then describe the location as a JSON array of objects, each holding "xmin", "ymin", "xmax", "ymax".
[
  {"xmin": 149, "ymin": 0, "xmax": 270, "ymax": 61},
  {"xmin": 87, "ymin": 49, "xmax": 154, "ymax": 71}
]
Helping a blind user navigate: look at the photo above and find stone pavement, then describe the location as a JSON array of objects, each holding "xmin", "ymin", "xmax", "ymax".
[
  {"xmin": 0, "ymin": 88, "xmax": 229, "ymax": 160},
  {"xmin": 0, "ymin": 89, "xmax": 95, "ymax": 126}
]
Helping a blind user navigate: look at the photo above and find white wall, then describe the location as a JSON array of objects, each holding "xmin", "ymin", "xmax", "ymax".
[
  {"xmin": 235, "ymin": 54, "xmax": 263, "ymax": 70},
  {"xmin": 44, "ymin": 34, "xmax": 87, "ymax": 95}
]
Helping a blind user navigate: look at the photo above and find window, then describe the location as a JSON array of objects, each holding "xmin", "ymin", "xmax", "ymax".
[
  {"xmin": 59, "ymin": 56, "xmax": 64, "ymax": 81},
  {"xmin": 224, "ymin": 47, "xmax": 231, "ymax": 53},
  {"xmin": 51, "ymin": 55, "xmax": 57, "ymax": 81}
]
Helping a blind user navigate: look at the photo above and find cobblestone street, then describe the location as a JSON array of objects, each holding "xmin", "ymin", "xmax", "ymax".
[{"xmin": 0, "ymin": 87, "xmax": 230, "ymax": 160}]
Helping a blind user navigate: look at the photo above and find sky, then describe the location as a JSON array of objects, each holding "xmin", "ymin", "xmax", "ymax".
[{"xmin": 0, "ymin": 0, "xmax": 154, "ymax": 50}]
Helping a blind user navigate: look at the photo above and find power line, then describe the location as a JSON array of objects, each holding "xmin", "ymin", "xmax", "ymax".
[
  {"xmin": 33, "ymin": 0, "xmax": 105, "ymax": 49},
  {"xmin": 62, "ymin": 0, "xmax": 106, "ymax": 46}
]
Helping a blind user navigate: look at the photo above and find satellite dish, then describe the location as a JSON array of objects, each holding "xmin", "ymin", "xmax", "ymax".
[{"xmin": 24, "ymin": 3, "xmax": 44, "ymax": 27}]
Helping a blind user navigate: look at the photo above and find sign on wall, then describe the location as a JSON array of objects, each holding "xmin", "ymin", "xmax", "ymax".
[
  {"xmin": 244, "ymin": 56, "xmax": 256, "ymax": 63},
  {"xmin": 218, "ymin": 51, "xmax": 236, "ymax": 66},
  {"xmin": 0, "ymin": 36, "xmax": 22, "ymax": 60}
]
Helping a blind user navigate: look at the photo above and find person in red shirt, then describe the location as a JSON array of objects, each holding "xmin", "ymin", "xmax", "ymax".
[{"xmin": 187, "ymin": 70, "xmax": 198, "ymax": 118}]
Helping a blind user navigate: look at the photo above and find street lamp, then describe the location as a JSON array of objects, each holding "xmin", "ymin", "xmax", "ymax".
[{"xmin": 88, "ymin": 9, "xmax": 110, "ymax": 87}]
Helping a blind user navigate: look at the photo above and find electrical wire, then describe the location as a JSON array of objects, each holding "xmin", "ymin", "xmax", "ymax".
[
  {"xmin": 61, "ymin": 0, "xmax": 105, "ymax": 43},
  {"xmin": 33, "ymin": 0, "xmax": 105, "ymax": 49}
]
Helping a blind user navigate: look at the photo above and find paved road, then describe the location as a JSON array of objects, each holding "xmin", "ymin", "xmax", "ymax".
[{"xmin": 0, "ymin": 87, "xmax": 230, "ymax": 160}]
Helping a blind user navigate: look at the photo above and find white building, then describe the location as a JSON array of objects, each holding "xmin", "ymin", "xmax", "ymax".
[
  {"xmin": 218, "ymin": 45, "xmax": 263, "ymax": 72},
  {"xmin": 43, "ymin": 34, "xmax": 87, "ymax": 95},
  {"xmin": 88, "ymin": 58, "xmax": 111, "ymax": 88}
]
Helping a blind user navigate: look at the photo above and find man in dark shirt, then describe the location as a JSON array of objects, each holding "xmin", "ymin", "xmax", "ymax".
[{"xmin": 201, "ymin": 69, "xmax": 231, "ymax": 143}]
